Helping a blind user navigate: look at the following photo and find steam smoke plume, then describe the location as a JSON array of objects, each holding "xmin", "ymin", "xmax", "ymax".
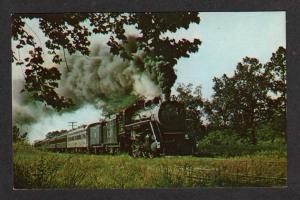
[
  {"xmin": 12, "ymin": 79, "xmax": 55, "ymax": 126},
  {"xmin": 13, "ymin": 37, "xmax": 177, "ymax": 142},
  {"xmin": 57, "ymin": 42, "xmax": 162, "ymax": 113}
]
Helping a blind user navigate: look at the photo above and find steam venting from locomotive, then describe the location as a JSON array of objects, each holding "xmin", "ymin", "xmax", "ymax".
[
  {"xmin": 12, "ymin": 36, "xmax": 177, "ymax": 139},
  {"xmin": 57, "ymin": 41, "xmax": 162, "ymax": 114}
]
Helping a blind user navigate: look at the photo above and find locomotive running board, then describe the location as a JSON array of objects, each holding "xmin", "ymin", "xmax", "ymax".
[
  {"xmin": 125, "ymin": 120, "xmax": 151, "ymax": 128},
  {"xmin": 163, "ymin": 132, "xmax": 185, "ymax": 134}
]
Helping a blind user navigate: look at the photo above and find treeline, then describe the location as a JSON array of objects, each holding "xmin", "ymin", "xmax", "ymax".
[{"xmin": 175, "ymin": 46, "xmax": 286, "ymax": 145}]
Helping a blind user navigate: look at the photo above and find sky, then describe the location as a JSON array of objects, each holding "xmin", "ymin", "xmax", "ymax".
[
  {"xmin": 174, "ymin": 12, "xmax": 286, "ymax": 99},
  {"xmin": 12, "ymin": 12, "xmax": 286, "ymax": 142}
]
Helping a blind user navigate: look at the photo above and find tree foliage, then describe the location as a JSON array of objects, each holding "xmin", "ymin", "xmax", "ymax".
[
  {"xmin": 174, "ymin": 83, "xmax": 206, "ymax": 139},
  {"xmin": 264, "ymin": 47, "xmax": 286, "ymax": 139},
  {"xmin": 175, "ymin": 83, "xmax": 204, "ymax": 120},
  {"xmin": 45, "ymin": 130, "xmax": 67, "ymax": 139},
  {"xmin": 206, "ymin": 47, "xmax": 286, "ymax": 144},
  {"xmin": 12, "ymin": 13, "xmax": 201, "ymax": 110},
  {"xmin": 205, "ymin": 74, "xmax": 235, "ymax": 130}
]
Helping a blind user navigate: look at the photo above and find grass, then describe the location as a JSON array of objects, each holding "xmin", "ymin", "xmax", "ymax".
[
  {"xmin": 13, "ymin": 142, "xmax": 287, "ymax": 189},
  {"xmin": 196, "ymin": 143, "xmax": 287, "ymax": 157}
]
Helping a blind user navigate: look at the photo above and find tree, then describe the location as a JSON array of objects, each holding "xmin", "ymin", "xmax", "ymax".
[
  {"xmin": 208, "ymin": 58, "xmax": 269, "ymax": 144},
  {"xmin": 175, "ymin": 83, "xmax": 204, "ymax": 120},
  {"xmin": 207, "ymin": 47, "xmax": 287, "ymax": 144},
  {"xmin": 233, "ymin": 57, "xmax": 269, "ymax": 144},
  {"xmin": 206, "ymin": 74, "xmax": 237, "ymax": 131},
  {"xmin": 12, "ymin": 13, "xmax": 201, "ymax": 110},
  {"xmin": 264, "ymin": 47, "xmax": 286, "ymax": 141},
  {"xmin": 175, "ymin": 83, "xmax": 206, "ymax": 138}
]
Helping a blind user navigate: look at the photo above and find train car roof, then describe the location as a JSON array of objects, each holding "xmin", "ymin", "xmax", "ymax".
[{"xmin": 86, "ymin": 121, "xmax": 102, "ymax": 127}]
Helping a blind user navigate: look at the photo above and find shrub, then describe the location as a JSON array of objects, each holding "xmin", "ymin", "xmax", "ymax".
[
  {"xmin": 256, "ymin": 123, "xmax": 277, "ymax": 141},
  {"xmin": 255, "ymin": 122, "xmax": 286, "ymax": 145},
  {"xmin": 13, "ymin": 141, "xmax": 35, "ymax": 154},
  {"xmin": 199, "ymin": 130, "xmax": 239, "ymax": 146},
  {"xmin": 14, "ymin": 154, "xmax": 62, "ymax": 188}
]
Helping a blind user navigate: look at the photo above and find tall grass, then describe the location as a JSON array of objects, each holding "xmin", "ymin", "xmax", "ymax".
[
  {"xmin": 196, "ymin": 143, "xmax": 286, "ymax": 157},
  {"xmin": 13, "ymin": 142, "xmax": 287, "ymax": 189}
]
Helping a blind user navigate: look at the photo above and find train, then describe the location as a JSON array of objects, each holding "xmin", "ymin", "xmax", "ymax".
[{"xmin": 34, "ymin": 97, "xmax": 197, "ymax": 158}]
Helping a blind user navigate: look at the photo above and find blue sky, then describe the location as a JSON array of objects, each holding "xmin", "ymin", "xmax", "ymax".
[
  {"xmin": 174, "ymin": 12, "xmax": 286, "ymax": 98},
  {"xmin": 12, "ymin": 12, "xmax": 286, "ymax": 142}
]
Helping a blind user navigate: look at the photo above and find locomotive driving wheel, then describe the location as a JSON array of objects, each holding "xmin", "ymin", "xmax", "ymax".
[
  {"xmin": 147, "ymin": 151, "xmax": 155, "ymax": 158},
  {"xmin": 131, "ymin": 140, "xmax": 142, "ymax": 158}
]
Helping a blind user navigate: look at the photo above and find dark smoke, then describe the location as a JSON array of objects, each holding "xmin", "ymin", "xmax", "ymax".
[
  {"xmin": 13, "ymin": 37, "xmax": 178, "ymax": 130},
  {"xmin": 57, "ymin": 40, "xmax": 163, "ymax": 114}
]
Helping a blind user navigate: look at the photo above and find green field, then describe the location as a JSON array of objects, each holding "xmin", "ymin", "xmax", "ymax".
[{"xmin": 13, "ymin": 142, "xmax": 287, "ymax": 189}]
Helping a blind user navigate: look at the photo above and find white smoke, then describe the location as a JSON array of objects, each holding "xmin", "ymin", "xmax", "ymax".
[
  {"xmin": 12, "ymin": 79, "xmax": 55, "ymax": 125},
  {"xmin": 132, "ymin": 73, "xmax": 161, "ymax": 99}
]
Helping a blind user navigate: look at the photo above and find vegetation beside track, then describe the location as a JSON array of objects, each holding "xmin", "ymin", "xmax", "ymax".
[{"xmin": 13, "ymin": 142, "xmax": 286, "ymax": 189}]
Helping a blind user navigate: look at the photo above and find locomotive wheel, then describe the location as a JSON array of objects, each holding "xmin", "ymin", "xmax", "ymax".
[
  {"xmin": 131, "ymin": 146, "xmax": 140, "ymax": 158},
  {"xmin": 147, "ymin": 152, "xmax": 155, "ymax": 158},
  {"xmin": 114, "ymin": 148, "xmax": 120, "ymax": 154},
  {"xmin": 131, "ymin": 141, "xmax": 142, "ymax": 158},
  {"xmin": 145, "ymin": 150, "xmax": 153, "ymax": 158},
  {"xmin": 109, "ymin": 147, "xmax": 115, "ymax": 155}
]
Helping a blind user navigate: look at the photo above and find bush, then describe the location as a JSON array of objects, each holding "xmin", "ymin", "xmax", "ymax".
[
  {"xmin": 14, "ymin": 155, "xmax": 62, "ymax": 188},
  {"xmin": 13, "ymin": 141, "xmax": 35, "ymax": 153},
  {"xmin": 199, "ymin": 130, "xmax": 239, "ymax": 146},
  {"xmin": 196, "ymin": 128, "xmax": 287, "ymax": 157},
  {"xmin": 256, "ymin": 122, "xmax": 284, "ymax": 142}
]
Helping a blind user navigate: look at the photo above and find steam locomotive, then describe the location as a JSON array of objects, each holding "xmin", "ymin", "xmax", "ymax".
[{"xmin": 34, "ymin": 97, "xmax": 197, "ymax": 157}]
